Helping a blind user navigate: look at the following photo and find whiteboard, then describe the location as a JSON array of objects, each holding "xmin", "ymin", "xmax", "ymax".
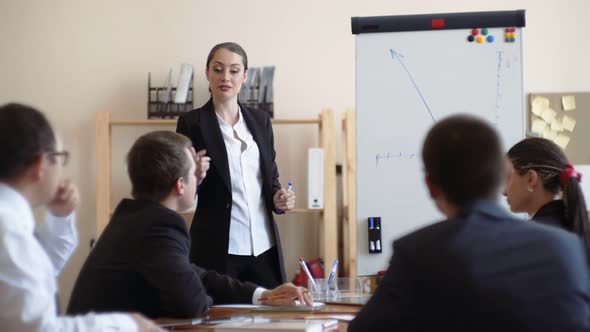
[{"xmin": 354, "ymin": 11, "xmax": 526, "ymax": 275}]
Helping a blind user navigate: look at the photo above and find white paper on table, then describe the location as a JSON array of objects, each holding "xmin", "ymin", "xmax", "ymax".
[
  {"xmin": 532, "ymin": 96, "xmax": 550, "ymax": 116},
  {"xmin": 300, "ymin": 314, "xmax": 356, "ymax": 322},
  {"xmin": 562, "ymin": 115, "xmax": 576, "ymax": 132},
  {"xmin": 252, "ymin": 302, "xmax": 326, "ymax": 312},
  {"xmin": 562, "ymin": 95, "xmax": 576, "ymax": 111},
  {"xmin": 211, "ymin": 304, "xmax": 262, "ymax": 308}
]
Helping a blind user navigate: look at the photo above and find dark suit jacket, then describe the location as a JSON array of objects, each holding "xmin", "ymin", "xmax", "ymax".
[
  {"xmin": 67, "ymin": 199, "xmax": 257, "ymax": 319},
  {"xmin": 176, "ymin": 99, "xmax": 286, "ymax": 282},
  {"xmin": 349, "ymin": 200, "xmax": 590, "ymax": 332}
]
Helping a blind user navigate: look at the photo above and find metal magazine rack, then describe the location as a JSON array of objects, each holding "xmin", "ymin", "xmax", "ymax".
[
  {"xmin": 239, "ymin": 66, "xmax": 275, "ymax": 118},
  {"xmin": 147, "ymin": 72, "xmax": 194, "ymax": 119}
]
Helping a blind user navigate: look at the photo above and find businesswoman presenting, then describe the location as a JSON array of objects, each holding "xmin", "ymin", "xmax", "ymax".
[{"xmin": 177, "ymin": 42, "xmax": 294, "ymax": 288}]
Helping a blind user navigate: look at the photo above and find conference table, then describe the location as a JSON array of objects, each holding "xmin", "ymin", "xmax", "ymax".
[{"xmin": 156, "ymin": 304, "xmax": 361, "ymax": 331}]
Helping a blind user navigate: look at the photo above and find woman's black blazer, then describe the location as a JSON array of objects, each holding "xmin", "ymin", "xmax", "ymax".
[{"xmin": 176, "ymin": 99, "xmax": 286, "ymax": 282}]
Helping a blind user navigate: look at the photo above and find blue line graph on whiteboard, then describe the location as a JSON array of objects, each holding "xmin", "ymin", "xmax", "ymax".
[
  {"xmin": 376, "ymin": 152, "xmax": 417, "ymax": 167},
  {"xmin": 389, "ymin": 49, "xmax": 436, "ymax": 123}
]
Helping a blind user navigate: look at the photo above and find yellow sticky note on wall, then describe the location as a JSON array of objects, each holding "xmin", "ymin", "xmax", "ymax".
[
  {"xmin": 543, "ymin": 129, "xmax": 558, "ymax": 141},
  {"xmin": 550, "ymin": 118, "xmax": 563, "ymax": 132},
  {"xmin": 554, "ymin": 134, "xmax": 571, "ymax": 149},
  {"xmin": 562, "ymin": 115, "xmax": 576, "ymax": 132},
  {"xmin": 562, "ymin": 95, "xmax": 576, "ymax": 111},
  {"xmin": 541, "ymin": 108, "xmax": 557, "ymax": 124},
  {"xmin": 531, "ymin": 96, "xmax": 550, "ymax": 116},
  {"xmin": 531, "ymin": 117, "xmax": 548, "ymax": 135}
]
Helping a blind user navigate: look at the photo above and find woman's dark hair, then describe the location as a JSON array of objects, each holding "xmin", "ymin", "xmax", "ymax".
[
  {"xmin": 507, "ymin": 137, "xmax": 590, "ymax": 252},
  {"xmin": 422, "ymin": 114, "xmax": 504, "ymax": 206},
  {"xmin": 206, "ymin": 42, "xmax": 248, "ymax": 71},
  {"xmin": 0, "ymin": 103, "xmax": 57, "ymax": 180},
  {"xmin": 127, "ymin": 131, "xmax": 192, "ymax": 202}
]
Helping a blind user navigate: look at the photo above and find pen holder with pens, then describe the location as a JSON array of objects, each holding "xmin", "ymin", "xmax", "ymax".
[{"xmin": 308, "ymin": 277, "xmax": 362, "ymax": 301}]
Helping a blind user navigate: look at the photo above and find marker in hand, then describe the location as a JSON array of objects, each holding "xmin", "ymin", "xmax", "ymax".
[{"xmin": 275, "ymin": 181, "xmax": 293, "ymax": 214}]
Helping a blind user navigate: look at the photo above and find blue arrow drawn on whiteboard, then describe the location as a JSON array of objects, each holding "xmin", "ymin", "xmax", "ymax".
[{"xmin": 389, "ymin": 49, "xmax": 436, "ymax": 123}]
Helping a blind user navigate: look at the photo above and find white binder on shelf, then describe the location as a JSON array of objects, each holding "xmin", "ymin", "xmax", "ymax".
[{"xmin": 307, "ymin": 148, "xmax": 324, "ymax": 209}]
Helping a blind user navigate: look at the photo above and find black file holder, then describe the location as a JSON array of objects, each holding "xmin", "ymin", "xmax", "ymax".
[{"xmin": 147, "ymin": 72, "xmax": 194, "ymax": 119}]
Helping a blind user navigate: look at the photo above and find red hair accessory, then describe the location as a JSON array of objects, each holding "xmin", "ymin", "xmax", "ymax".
[{"xmin": 560, "ymin": 163, "xmax": 582, "ymax": 189}]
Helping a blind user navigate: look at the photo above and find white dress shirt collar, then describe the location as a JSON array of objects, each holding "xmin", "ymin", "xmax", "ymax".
[{"xmin": 215, "ymin": 106, "xmax": 246, "ymax": 130}]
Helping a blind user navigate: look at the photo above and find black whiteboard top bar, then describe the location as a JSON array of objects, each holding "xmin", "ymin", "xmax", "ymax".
[{"xmin": 351, "ymin": 10, "xmax": 525, "ymax": 34}]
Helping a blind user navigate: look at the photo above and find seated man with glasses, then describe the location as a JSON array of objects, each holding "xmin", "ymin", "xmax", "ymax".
[{"xmin": 0, "ymin": 103, "xmax": 163, "ymax": 332}]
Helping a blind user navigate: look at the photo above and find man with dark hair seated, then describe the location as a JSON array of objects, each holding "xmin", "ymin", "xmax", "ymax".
[
  {"xmin": 349, "ymin": 115, "xmax": 590, "ymax": 331},
  {"xmin": 67, "ymin": 131, "xmax": 311, "ymax": 319}
]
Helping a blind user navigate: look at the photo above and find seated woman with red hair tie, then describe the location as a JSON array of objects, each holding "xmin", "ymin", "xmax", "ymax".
[{"xmin": 505, "ymin": 137, "xmax": 589, "ymax": 256}]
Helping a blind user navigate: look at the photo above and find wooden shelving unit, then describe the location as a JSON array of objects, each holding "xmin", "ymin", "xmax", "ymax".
[{"xmin": 95, "ymin": 110, "xmax": 337, "ymax": 276}]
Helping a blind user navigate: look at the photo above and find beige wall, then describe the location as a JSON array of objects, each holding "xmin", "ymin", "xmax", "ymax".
[{"xmin": 1, "ymin": 0, "xmax": 589, "ymax": 312}]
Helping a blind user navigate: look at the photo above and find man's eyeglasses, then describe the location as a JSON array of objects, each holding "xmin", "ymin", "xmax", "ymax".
[{"xmin": 47, "ymin": 151, "xmax": 70, "ymax": 166}]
